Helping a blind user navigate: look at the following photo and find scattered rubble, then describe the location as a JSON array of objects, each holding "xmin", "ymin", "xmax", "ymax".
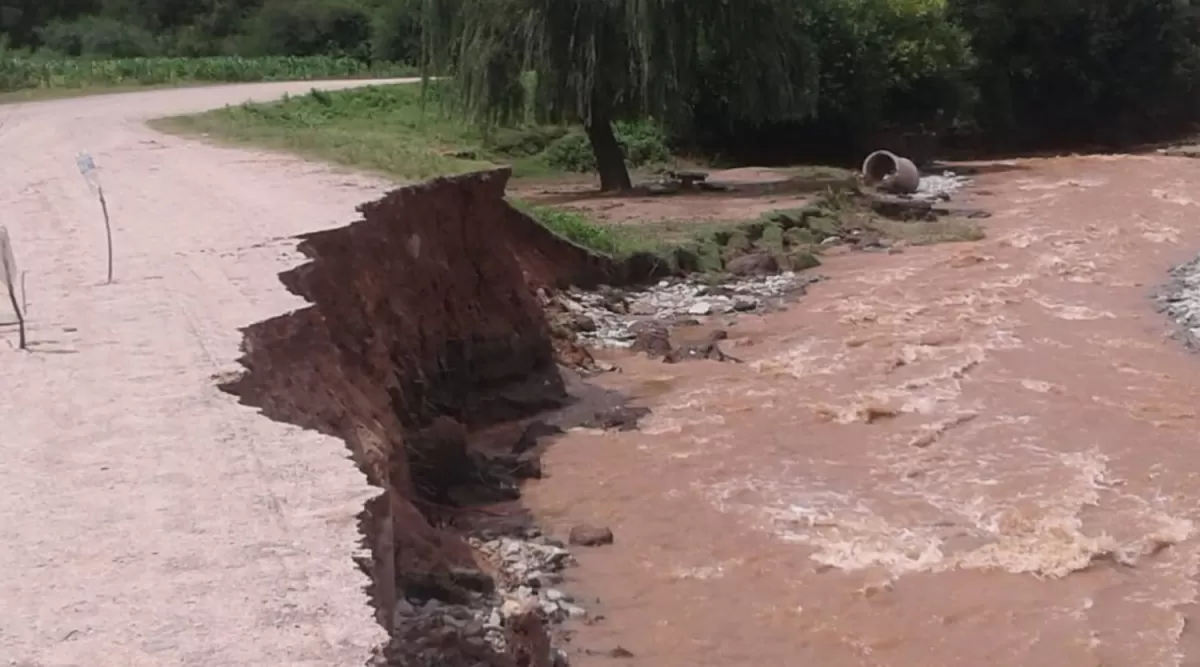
[
  {"xmin": 914, "ymin": 170, "xmax": 973, "ymax": 201},
  {"xmin": 550, "ymin": 271, "xmax": 820, "ymax": 348},
  {"xmin": 1157, "ymin": 255, "xmax": 1200, "ymax": 351},
  {"xmin": 385, "ymin": 531, "xmax": 595, "ymax": 667}
]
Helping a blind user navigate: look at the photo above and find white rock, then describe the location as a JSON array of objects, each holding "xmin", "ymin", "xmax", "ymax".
[
  {"xmin": 485, "ymin": 609, "xmax": 503, "ymax": 628},
  {"xmin": 500, "ymin": 596, "xmax": 534, "ymax": 619},
  {"xmin": 688, "ymin": 301, "xmax": 713, "ymax": 315},
  {"xmin": 561, "ymin": 603, "xmax": 588, "ymax": 619}
]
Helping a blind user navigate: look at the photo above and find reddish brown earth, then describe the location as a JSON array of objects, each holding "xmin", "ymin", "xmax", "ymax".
[
  {"xmin": 526, "ymin": 155, "xmax": 1200, "ymax": 667},
  {"xmin": 220, "ymin": 169, "xmax": 619, "ymax": 637},
  {"xmin": 513, "ymin": 166, "xmax": 851, "ymax": 224}
]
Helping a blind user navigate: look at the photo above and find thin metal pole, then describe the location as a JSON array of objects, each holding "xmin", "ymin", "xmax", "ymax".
[{"xmin": 98, "ymin": 185, "xmax": 113, "ymax": 284}]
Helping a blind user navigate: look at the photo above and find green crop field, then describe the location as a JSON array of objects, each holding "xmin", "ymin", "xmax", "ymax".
[{"xmin": 0, "ymin": 56, "xmax": 415, "ymax": 94}]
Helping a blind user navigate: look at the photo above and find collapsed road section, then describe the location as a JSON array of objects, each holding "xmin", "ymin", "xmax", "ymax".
[{"xmin": 219, "ymin": 168, "xmax": 630, "ymax": 666}]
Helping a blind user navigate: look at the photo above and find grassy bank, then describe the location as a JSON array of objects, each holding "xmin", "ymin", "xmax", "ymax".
[
  {"xmin": 153, "ymin": 83, "xmax": 509, "ymax": 180},
  {"xmin": 151, "ymin": 82, "xmax": 671, "ymax": 182},
  {"xmin": 524, "ymin": 197, "xmax": 984, "ymax": 275},
  {"xmin": 0, "ymin": 55, "xmax": 415, "ymax": 96},
  {"xmin": 152, "ymin": 82, "xmax": 983, "ymax": 271}
]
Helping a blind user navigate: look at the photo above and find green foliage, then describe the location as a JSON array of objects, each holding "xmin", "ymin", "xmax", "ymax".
[
  {"xmin": 8, "ymin": 0, "xmax": 1200, "ymax": 158},
  {"xmin": 543, "ymin": 121, "xmax": 671, "ymax": 172},
  {"xmin": 37, "ymin": 16, "xmax": 157, "ymax": 57},
  {"xmin": 947, "ymin": 0, "xmax": 1200, "ymax": 146},
  {"xmin": 809, "ymin": 0, "xmax": 975, "ymax": 130},
  {"xmin": 153, "ymin": 83, "xmax": 558, "ymax": 181},
  {"xmin": 422, "ymin": 0, "xmax": 817, "ymax": 188},
  {"xmin": 487, "ymin": 126, "xmax": 570, "ymax": 158},
  {"xmin": 0, "ymin": 55, "xmax": 414, "ymax": 92},
  {"xmin": 370, "ymin": 0, "xmax": 422, "ymax": 64},
  {"xmin": 155, "ymin": 83, "xmax": 678, "ymax": 182},
  {"xmin": 245, "ymin": 0, "xmax": 373, "ymax": 59},
  {"xmin": 519, "ymin": 204, "xmax": 625, "ymax": 255}
]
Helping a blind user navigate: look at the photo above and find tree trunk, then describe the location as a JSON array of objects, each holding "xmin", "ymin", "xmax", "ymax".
[{"xmin": 584, "ymin": 112, "xmax": 633, "ymax": 192}]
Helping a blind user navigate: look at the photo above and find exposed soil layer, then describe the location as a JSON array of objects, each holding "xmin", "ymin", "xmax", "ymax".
[{"xmin": 219, "ymin": 168, "xmax": 625, "ymax": 665}]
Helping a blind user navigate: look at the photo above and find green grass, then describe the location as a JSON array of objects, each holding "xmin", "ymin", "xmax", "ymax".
[
  {"xmin": 517, "ymin": 203, "xmax": 633, "ymax": 255},
  {"xmin": 151, "ymin": 83, "xmax": 561, "ymax": 181},
  {"xmin": 0, "ymin": 80, "xmax": 236, "ymax": 104},
  {"xmin": 151, "ymin": 81, "xmax": 674, "ymax": 182},
  {"xmin": 149, "ymin": 80, "xmax": 982, "ymax": 270},
  {"xmin": 0, "ymin": 55, "xmax": 415, "ymax": 93},
  {"xmin": 518, "ymin": 191, "xmax": 985, "ymax": 269}
]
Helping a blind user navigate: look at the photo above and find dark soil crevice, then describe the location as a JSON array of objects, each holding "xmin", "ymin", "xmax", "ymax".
[{"xmin": 217, "ymin": 167, "xmax": 631, "ymax": 666}]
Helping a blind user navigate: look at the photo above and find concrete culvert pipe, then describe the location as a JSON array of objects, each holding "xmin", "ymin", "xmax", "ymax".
[{"xmin": 862, "ymin": 150, "xmax": 920, "ymax": 194}]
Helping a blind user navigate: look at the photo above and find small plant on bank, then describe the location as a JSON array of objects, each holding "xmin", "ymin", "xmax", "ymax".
[
  {"xmin": 543, "ymin": 121, "xmax": 672, "ymax": 173},
  {"xmin": 517, "ymin": 203, "xmax": 627, "ymax": 256}
]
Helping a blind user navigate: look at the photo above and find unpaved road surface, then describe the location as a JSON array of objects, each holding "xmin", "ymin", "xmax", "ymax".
[
  {"xmin": 0, "ymin": 80, "xmax": 414, "ymax": 666},
  {"xmin": 531, "ymin": 156, "xmax": 1200, "ymax": 667}
]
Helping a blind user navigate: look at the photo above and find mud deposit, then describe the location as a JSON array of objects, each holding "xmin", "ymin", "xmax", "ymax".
[{"xmin": 219, "ymin": 168, "xmax": 633, "ymax": 666}]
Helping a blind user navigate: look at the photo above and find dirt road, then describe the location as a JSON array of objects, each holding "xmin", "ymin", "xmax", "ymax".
[
  {"xmin": 530, "ymin": 157, "xmax": 1200, "ymax": 667},
  {"xmin": 0, "ymin": 80, "xmax": 414, "ymax": 666}
]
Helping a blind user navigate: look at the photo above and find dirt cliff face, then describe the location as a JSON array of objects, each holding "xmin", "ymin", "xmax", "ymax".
[{"xmin": 219, "ymin": 168, "xmax": 616, "ymax": 659}]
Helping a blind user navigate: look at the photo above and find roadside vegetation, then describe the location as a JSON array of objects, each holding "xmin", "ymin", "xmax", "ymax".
[
  {"xmin": 6, "ymin": 0, "xmax": 1199, "ymax": 272},
  {"xmin": 150, "ymin": 83, "xmax": 672, "ymax": 181},
  {"xmin": 0, "ymin": 55, "xmax": 413, "ymax": 94}
]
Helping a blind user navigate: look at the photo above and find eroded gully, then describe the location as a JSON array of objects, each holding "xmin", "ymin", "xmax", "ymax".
[{"xmin": 528, "ymin": 155, "xmax": 1200, "ymax": 667}]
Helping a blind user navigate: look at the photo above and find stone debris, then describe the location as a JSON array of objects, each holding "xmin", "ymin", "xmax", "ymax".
[
  {"xmin": 568, "ymin": 524, "xmax": 614, "ymax": 547},
  {"xmin": 385, "ymin": 530, "xmax": 599, "ymax": 666},
  {"xmin": 555, "ymin": 271, "xmax": 820, "ymax": 348},
  {"xmin": 913, "ymin": 170, "xmax": 972, "ymax": 202},
  {"xmin": 1157, "ymin": 255, "xmax": 1200, "ymax": 351}
]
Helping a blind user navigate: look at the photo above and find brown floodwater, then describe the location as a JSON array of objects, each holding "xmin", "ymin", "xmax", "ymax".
[{"xmin": 522, "ymin": 154, "xmax": 1200, "ymax": 667}]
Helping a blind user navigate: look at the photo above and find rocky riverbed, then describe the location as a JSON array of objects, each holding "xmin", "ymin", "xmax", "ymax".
[
  {"xmin": 549, "ymin": 271, "xmax": 824, "ymax": 349},
  {"xmin": 1156, "ymin": 254, "xmax": 1200, "ymax": 350},
  {"xmin": 914, "ymin": 170, "xmax": 973, "ymax": 201},
  {"xmin": 382, "ymin": 525, "xmax": 621, "ymax": 667}
]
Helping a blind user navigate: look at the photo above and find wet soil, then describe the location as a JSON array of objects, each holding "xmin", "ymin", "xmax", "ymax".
[{"xmin": 523, "ymin": 154, "xmax": 1200, "ymax": 667}]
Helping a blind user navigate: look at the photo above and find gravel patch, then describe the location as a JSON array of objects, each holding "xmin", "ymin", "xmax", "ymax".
[
  {"xmin": 553, "ymin": 271, "xmax": 823, "ymax": 348},
  {"xmin": 1156, "ymin": 255, "xmax": 1200, "ymax": 350},
  {"xmin": 913, "ymin": 170, "xmax": 973, "ymax": 202},
  {"xmin": 384, "ymin": 530, "xmax": 585, "ymax": 667}
]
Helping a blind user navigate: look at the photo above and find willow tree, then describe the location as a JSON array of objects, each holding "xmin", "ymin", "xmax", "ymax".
[{"xmin": 422, "ymin": 0, "xmax": 819, "ymax": 191}]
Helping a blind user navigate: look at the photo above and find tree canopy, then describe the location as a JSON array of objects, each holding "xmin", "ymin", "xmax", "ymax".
[{"xmin": 422, "ymin": 0, "xmax": 820, "ymax": 190}]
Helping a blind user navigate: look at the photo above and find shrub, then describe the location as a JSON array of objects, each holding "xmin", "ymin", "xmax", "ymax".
[
  {"xmin": 487, "ymin": 126, "xmax": 570, "ymax": 157},
  {"xmin": 245, "ymin": 0, "xmax": 373, "ymax": 59},
  {"xmin": 543, "ymin": 121, "xmax": 671, "ymax": 172},
  {"xmin": 681, "ymin": 0, "xmax": 974, "ymax": 162},
  {"xmin": 809, "ymin": 0, "xmax": 975, "ymax": 132},
  {"xmin": 371, "ymin": 0, "xmax": 423, "ymax": 64},
  {"xmin": 947, "ymin": 0, "xmax": 1200, "ymax": 147},
  {"xmin": 37, "ymin": 17, "xmax": 159, "ymax": 58},
  {"xmin": 520, "ymin": 204, "xmax": 624, "ymax": 255}
]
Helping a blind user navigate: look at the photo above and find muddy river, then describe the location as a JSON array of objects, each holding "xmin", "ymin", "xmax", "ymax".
[{"xmin": 524, "ymin": 155, "xmax": 1200, "ymax": 666}]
